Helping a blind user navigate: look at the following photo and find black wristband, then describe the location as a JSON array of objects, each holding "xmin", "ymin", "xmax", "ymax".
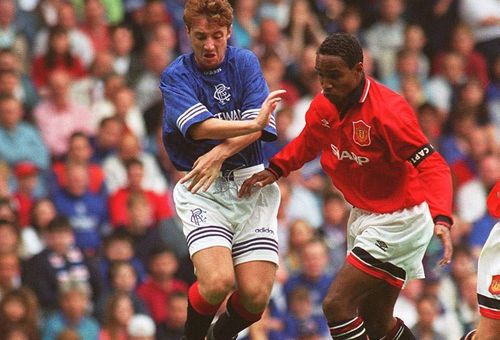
[
  {"xmin": 433, "ymin": 215, "xmax": 453, "ymax": 229},
  {"xmin": 267, "ymin": 163, "xmax": 283, "ymax": 179}
]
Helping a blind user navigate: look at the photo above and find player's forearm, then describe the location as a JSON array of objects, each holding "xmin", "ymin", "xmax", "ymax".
[
  {"xmin": 417, "ymin": 152, "xmax": 454, "ymax": 224},
  {"xmin": 217, "ymin": 132, "xmax": 262, "ymax": 159},
  {"xmin": 189, "ymin": 118, "xmax": 263, "ymax": 140}
]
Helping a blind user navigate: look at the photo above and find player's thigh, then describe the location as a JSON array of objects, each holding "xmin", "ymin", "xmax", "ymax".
[
  {"xmin": 475, "ymin": 317, "xmax": 500, "ymax": 340},
  {"xmin": 235, "ymin": 261, "xmax": 277, "ymax": 305},
  {"xmin": 358, "ymin": 281, "xmax": 400, "ymax": 335},
  {"xmin": 324, "ymin": 261, "xmax": 387, "ymax": 313},
  {"xmin": 192, "ymin": 246, "xmax": 235, "ymax": 294}
]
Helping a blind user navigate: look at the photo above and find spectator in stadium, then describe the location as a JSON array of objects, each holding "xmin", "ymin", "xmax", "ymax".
[
  {"xmin": 0, "ymin": 219, "xmax": 20, "ymax": 254},
  {"xmin": 51, "ymin": 162, "xmax": 109, "ymax": 255},
  {"xmin": 102, "ymin": 132, "xmax": 167, "ymax": 195},
  {"xmin": 109, "ymin": 158, "xmax": 173, "ymax": 228},
  {"xmin": 135, "ymin": 41, "xmax": 172, "ymax": 112},
  {"xmin": 98, "ymin": 231, "xmax": 147, "ymax": 289},
  {"xmin": 383, "ymin": 49, "xmax": 426, "ymax": 94},
  {"xmin": 364, "ymin": 0, "xmax": 406, "ymax": 79},
  {"xmin": 0, "ymin": 251, "xmax": 21, "ymax": 299},
  {"xmin": 90, "ymin": 116, "xmax": 126, "ymax": 164},
  {"xmin": 0, "ymin": 95, "xmax": 49, "ymax": 172},
  {"xmin": 410, "ymin": 295, "xmax": 446, "ymax": 340},
  {"xmin": 32, "ymin": 26, "xmax": 87, "ymax": 90},
  {"xmin": 240, "ymin": 33, "xmax": 453, "ymax": 339},
  {"xmin": 0, "ymin": 49, "xmax": 39, "ymax": 115},
  {"xmin": 12, "ymin": 162, "xmax": 40, "ymax": 227},
  {"xmin": 109, "ymin": 24, "xmax": 142, "ymax": 85},
  {"xmin": 402, "ymin": 24, "xmax": 430, "ymax": 79},
  {"xmin": 283, "ymin": 219, "xmax": 315, "ymax": 274},
  {"xmin": 433, "ymin": 23, "xmax": 489, "ymax": 87},
  {"xmin": 317, "ymin": 192, "xmax": 349, "ymax": 275},
  {"xmin": 0, "ymin": 0, "xmax": 29, "ymax": 70},
  {"xmin": 283, "ymin": 239, "xmax": 332, "ymax": 332},
  {"xmin": 231, "ymin": 0, "xmax": 259, "ymax": 49},
  {"xmin": 114, "ymin": 192, "xmax": 169, "ymax": 264},
  {"xmin": 155, "ymin": 291, "xmax": 189, "ymax": 340},
  {"xmin": 137, "ymin": 246, "xmax": 187, "ymax": 324},
  {"xmin": 0, "ymin": 70, "xmax": 39, "ymax": 117},
  {"xmin": 41, "ymin": 282, "xmax": 100, "ymax": 340},
  {"xmin": 79, "ymin": 0, "xmax": 111, "ymax": 53},
  {"xmin": 34, "ymin": 2, "xmax": 95, "ymax": 68},
  {"xmin": 109, "ymin": 86, "xmax": 146, "ymax": 140},
  {"xmin": 0, "ymin": 287, "xmax": 39, "ymax": 340},
  {"xmin": 283, "ymin": 286, "xmax": 329, "ymax": 339},
  {"xmin": 99, "ymin": 292, "xmax": 135, "ymax": 340},
  {"xmin": 23, "ymin": 216, "xmax": 102, "ymax": 311},
  {"xmin": 20, "ymin": 197, "xmax": 56, "ymax": 259},
  {"xmin": 33, "ymin": 70, "xmax": 94, "ymax": 159},
  {"xmin": 50, "ymin": 131, "xmax": 105, "ymax": 195}
]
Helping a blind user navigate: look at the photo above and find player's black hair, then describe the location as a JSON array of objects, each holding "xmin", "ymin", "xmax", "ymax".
[{"xmin": 317, "ymin": 33, "xmax": 363, "ymax": 68}]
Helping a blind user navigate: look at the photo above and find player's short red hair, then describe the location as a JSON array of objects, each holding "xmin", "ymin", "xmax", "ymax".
[{"xmin": 183, "ymin": 0, "xmax": 233, "ymax": 29}]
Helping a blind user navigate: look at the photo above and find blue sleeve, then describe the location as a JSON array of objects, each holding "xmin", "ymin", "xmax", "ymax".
[
  {"xmin": 239, "ymin": 50, "xmax": 277, "ymax": 142},
  {"xmin": 160, "ymin": 68, "xmax": 213, "ymax": 139}
]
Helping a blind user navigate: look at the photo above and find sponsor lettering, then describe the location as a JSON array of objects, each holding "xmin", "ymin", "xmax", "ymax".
[
  {"xmin": 255, "ymin": 227, "xmax": 275, "ymax": 235},
  {"xmin": 330, "ymin": 144, "xmax": 370, "ymax": 166}
]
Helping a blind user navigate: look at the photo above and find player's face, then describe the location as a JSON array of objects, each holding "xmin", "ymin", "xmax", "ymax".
[
  {"xmin": 187, "ymin": 17, "xmax": 231, "ymax": 70},
  {"xmin": 315, "ymin": 54, "xmax": 363, "ymax": 106}
]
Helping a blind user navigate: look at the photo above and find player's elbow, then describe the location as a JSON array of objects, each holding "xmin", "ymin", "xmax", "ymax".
[{"xmin": 188, "ymin": 123, "xmax": 210, "ymax": 140}]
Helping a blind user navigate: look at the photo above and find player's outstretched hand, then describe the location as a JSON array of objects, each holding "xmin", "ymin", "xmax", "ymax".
[
  {"xmin": 180, "ymin": 149, "xmax": 225, "ymax": 194},
  {"xmin": 435, "ymin": 223, "xmax": 453, "ymax": 266},
  {"xmin": 238, "ymin": 170, "xmax": 277, "ymax": 198},
  {"xmin": 254, "ymin": 90, "xmax": 286, "ymax": 130}
]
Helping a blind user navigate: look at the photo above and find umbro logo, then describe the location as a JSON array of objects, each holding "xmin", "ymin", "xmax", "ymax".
[
  {"xmin": 375, "ymin": 240, "xmax": 388, "ymax": 252},
  {"xmin": 321, "ymin": 119, "xmax": 330, "ymax": 128}
]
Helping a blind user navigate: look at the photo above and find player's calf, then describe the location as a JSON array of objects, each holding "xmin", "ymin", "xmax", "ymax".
[
  {"xmin": 208, "ymin": 291, "xmax": 264, "ymax": 340},
  {"xmin": 371, "ymin": 317, "xmax": 416, "ymax": 340},
  {"xmin": 329, "ymin": 316, "xmax": 368, "ymax": 339}
]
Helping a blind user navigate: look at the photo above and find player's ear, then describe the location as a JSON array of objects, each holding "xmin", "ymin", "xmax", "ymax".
[
  {"xmin": 227, "ymin": 24, "xmax": 232, "ymax": 39},
  {"xmin": 354, "ymin": 62, "xmax": 363, "ymax": 74},
  {"xmin": 185, "ymin": 25, "xmax": 191, "ymax": 35}
]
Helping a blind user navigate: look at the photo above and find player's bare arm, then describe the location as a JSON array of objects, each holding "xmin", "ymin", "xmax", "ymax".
[
  {"xmin": 238, "ymin": 169, "xmax": 278, "ymax": 198},
  {"xmin": 181, "ymin": 132, "xmax": 262, "ymax": 193},
  {"xmin": 189, "ymin": 90, "xmax": 286, "ymax": 140},
  {"xmin": 434, "ymin": 223, "xmax": 453, "ymax": 265}
]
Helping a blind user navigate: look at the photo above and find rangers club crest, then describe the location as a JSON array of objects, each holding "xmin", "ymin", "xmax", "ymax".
[
  {"xmin": 352, "ymin": 120, "xmax": 371, "ymax": 146},
  {"xmin": 489, "ymin": 275, "xmax": 500, "ymax": 295},
  {"xmin": 214, "ymin": 83, "xmax": 231, "ymax": 105}
]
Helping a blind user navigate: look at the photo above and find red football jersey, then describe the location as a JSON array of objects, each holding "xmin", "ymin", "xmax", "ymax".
[{"xmin": 270, "ymin": 77, "xmax": 453, "ymax": 222}]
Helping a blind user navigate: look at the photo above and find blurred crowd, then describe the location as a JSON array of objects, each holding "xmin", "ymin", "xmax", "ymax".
[{"xmin": 0, "ymin": 0, "xmax": 498, "ymax": 339}]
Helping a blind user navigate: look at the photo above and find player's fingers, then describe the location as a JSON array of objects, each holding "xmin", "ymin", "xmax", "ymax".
[
  {"xmin": 267, "ymin": 89, "xmax": 287, "ymax": 100},
  {"xmin": 180, "ymin": 170, "xmax": 197, "ymax": 184},
  {"xmin": 202, "ymin": 175, "xmax": 217, "ymax": 192},
  {"xmin": 190, "ymin": 176, "xmax": 207, "ymax": 194},
  {"xmin": 238, "ymin": 177, "xmax": 257, "ymax": 197},
  {"xmin": 187, "ymin": 172, "xmax": 203, "ymax": 192}
]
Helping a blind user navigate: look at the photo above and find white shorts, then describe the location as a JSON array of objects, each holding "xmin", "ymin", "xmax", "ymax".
[
  {"xmin": 346, "ymin": 202, "xmax": 434, "ymax": 288},
  {"xmin": 477, "ymin": 222, "xmax": 500, "ymax": 319},
  {"xmin": 173, "ymin": 164, "xmax": 281, "ymax": 266}
]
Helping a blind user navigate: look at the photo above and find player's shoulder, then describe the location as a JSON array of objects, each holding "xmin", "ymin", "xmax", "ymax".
[
  {"xmin": 368, "ymin": 77, "xmax": 413, "ymax": 116},
  {"xmin": 226, "ymin": 45, "xmax": 260, "ymax": 67},
  {"xmin": 368, "ymin": 77, "xmax": 405, "ymax": 104},
  {"xmin": 161, "ymin": 54, "xmax": 193, "ymax": 82}
]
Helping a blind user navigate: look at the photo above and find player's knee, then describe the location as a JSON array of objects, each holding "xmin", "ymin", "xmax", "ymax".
[
  {"xmin": 322, "ymin": 291, "xmax": 349, "ymax": 320},
  {"xmin": 200, "ymin": 272, "xmax": 235, "ymax": 300},
  {"xmin": 239, "ymin": 286, "xmax": 271, "ymax": 312}
]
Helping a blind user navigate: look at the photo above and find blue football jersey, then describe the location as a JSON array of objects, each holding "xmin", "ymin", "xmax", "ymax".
[{"xmin": 160, "ymin": 46, "xmax": 277, "ymax": 171}]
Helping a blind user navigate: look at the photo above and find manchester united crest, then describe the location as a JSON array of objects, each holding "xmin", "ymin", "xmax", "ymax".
[
  {"xmin": 489, "ymin": 275, "xmax": 500, "ymax": 295},
  {"xmin": 352, "ymin": 120, "xmax": 371, "ymax": 146}
]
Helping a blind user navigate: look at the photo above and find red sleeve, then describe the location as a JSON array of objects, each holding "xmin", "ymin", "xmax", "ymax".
[
  {"xmin": 269, "ymin": 102, "xmax": 324, "ymax": 177},
  {"xmin": 487, "ymin": 181, "xmax": 500, "ymax": 218},
  {"xmin": 416, "ymin": 152, "xmax": 454, "ymax": 224},
  {"xmin": 380, "ymin": 95, "xmax": 453, "ymax": 224}
]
